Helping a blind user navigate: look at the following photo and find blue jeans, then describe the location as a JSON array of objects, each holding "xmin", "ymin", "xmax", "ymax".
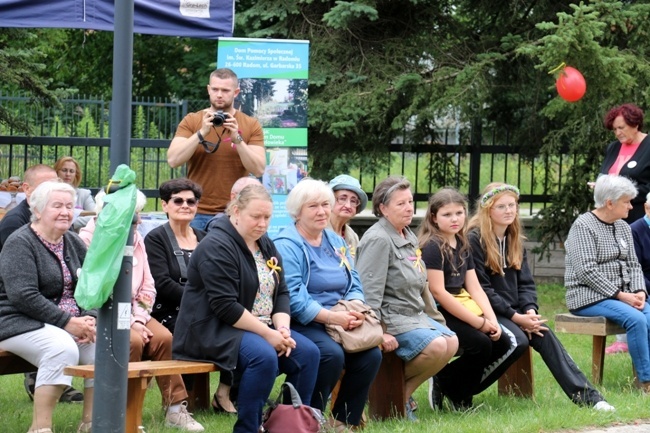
[
  {"xmin": 573, "ymin": 300, "xmax": 650, "ymax": 382},
  {"xmin": 292, "ymin": 321, "xmax": 382, "ymax": 426},
  {"xmin": 190, "ymin": 213, "xmax": 214, "ymax": 231},
  {"xmin": 233, "ymin": 330, "xmax": 320, "ymax": 433}
]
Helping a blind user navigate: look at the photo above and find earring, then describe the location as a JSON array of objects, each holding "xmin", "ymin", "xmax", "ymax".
[{"xmin": 235, "ymin": 219, "xmax": 239, "ymax": 226}]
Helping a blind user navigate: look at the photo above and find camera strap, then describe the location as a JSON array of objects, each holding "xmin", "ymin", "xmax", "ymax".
[{"xmin": 200, "ymin": 127, "xmax": 222, "ymax": 154}]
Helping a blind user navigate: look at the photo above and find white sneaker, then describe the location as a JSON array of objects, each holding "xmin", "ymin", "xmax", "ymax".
[
  {"xmin": 593, "ymin": 401, "xmax": 615, "ymax": 412},
  {"xmin": 165, "ymin": 401, "xmax": 205, "ymax": 431}
]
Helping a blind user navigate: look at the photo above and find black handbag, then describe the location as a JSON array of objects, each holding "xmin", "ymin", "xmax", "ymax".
[{"xmin": 262, "ymin": 382, "xmax": 325, "ymax": 433}]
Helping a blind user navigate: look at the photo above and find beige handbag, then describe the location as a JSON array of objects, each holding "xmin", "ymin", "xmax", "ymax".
[{"xmin": 325, "ymin": 300, "xmax": 384, "ymax": 353}]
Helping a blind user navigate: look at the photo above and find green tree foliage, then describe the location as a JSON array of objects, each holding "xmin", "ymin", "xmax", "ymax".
[
  {"xmin": 5, "ymin": 2, "xmax": 650, "ymax": 251},
  {"xmin": 0, "ymin": 29, "xmax": 73, "ymax": 134},
  {"xmin": 520, "ymin": 1, "xmax": 650, "ymax": 253},
  {"xmin": 236, "ymin": 0, "xmax": 650, "ymax": 252},
  {"xmin": 42, "ymin": 29, "xmax": 217, "ymax": 100}
]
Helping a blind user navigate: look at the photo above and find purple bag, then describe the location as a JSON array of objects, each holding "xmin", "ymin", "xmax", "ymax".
[{"xmin": 262, "ymin": 382, "xmax": 325, "ymax": 433}]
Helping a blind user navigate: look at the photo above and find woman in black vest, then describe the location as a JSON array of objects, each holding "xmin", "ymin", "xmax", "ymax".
[{"xmin": 145, "ymin": 178, "xmax": 237, "ymax": 414}]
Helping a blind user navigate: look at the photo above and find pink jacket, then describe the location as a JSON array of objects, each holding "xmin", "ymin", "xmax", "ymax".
[{"xmin": 79, "ymin": 218, "xmax": 156, "ymax": 326}]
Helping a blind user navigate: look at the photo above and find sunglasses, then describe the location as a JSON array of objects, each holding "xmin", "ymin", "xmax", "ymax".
[{"xmin": 170, "ymin": 197, "xmax": 198, "ymax": 207}]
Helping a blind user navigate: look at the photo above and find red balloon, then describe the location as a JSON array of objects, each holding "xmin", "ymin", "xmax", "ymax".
[{"xmin": 556, "ymin": 66, "xmax": 586, "ymax": 102}]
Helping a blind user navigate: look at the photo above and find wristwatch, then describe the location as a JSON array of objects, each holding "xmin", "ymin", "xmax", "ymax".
[{"xmin": 233, "ymin": 134, "xmax": 243, "ymax": 144}]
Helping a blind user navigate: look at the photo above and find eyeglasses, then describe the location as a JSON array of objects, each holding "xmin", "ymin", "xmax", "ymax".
[
  {"xmin": 492, "ymin": 202, "xmax": 517, "ymax": 212},
  {"xmin": 335, "ymin": 195, "xmax": 360, "ymax": 207},
  {"xmin": 170, "ymin": 197, "xmax": 198, "ymax": 207}
]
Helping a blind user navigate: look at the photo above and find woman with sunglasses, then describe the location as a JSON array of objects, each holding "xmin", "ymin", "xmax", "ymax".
[{"xmin": 145, "ymin": 178, "xmax": 237, "ymax": 414}]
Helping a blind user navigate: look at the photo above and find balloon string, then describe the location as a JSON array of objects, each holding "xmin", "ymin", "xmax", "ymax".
[{"xmin": 548, "ymin": 62, "xmax": 566, "ymax": 74}]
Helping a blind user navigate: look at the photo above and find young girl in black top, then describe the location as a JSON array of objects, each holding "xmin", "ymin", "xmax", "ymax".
[{"xmin": 419, "ymin": 188, "xmax": 515, "ymax": 410}]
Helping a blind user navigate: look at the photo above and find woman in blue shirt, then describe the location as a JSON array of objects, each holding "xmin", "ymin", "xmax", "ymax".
[{"xmin": 274, "ymin": 178, "xmax": 382, "ymax": 433}]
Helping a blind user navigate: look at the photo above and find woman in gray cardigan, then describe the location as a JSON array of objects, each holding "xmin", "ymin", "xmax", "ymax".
[{"xmin": 0, "ymin": 181, "xmax": 95, "ymax": 433}]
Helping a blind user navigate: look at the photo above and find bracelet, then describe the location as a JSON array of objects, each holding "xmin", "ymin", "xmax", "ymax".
[{"xmin": 278, "ymin": 325, "xmax": 290, "ymax": 335}]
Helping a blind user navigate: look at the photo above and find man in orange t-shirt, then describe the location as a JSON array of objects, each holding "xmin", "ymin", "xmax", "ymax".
[{"xmin": 168, "ymin": 68, "xmax": 265, "ymax": 230}]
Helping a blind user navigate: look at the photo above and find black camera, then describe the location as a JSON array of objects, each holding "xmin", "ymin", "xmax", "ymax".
[{"xmin": 211, "ymin": 111, "xmax": 229, "ymax": 127}]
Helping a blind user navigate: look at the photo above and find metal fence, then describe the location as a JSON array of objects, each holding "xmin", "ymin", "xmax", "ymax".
[{"xmin": 0, "ymin": 94, "xmax": 577, "ymax": 213}]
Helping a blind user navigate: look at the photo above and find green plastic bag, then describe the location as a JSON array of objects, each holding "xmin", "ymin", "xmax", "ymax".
[{"xmin": 75, "ymin": 164, "xmax": 137, "ymax": 310}]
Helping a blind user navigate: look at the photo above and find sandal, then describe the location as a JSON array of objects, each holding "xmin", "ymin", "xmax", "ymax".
[
  {"xmin": 27, "ymin": 429, "xmax": 53, "ymax": 433},
  {"xmin": 59, "ymin": 386, "xmax": 84, "ymax": 403}
]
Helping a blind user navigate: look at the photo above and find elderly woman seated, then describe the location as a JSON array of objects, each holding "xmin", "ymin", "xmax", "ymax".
[
  {"xmin": 0, "ymin": 180, "xmax": 96, "ymax": 433},
  {"xmin": 565, "ymin": 174, "xmax": 650, "ymax": 392},
  {"xmin": 274, "ymin": 179, "xmax": 382, "ymax": 433}
]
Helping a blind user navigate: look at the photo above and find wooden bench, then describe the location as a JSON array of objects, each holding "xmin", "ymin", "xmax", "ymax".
[
  {"xmin": 368, "ymin": 351, "xmax": 405, "ymax": 420},
  {"xmin": 497, "ymin": 346, "xmax": 534, "ymax": 397},
  {"xmin": 64, "ymin": 360, "xmax": 217, "ymax": 433},
  {"xmin": 554, "ymin": 313, "xmax": 630, "ymax": 384},
  {"xmin": 368, "ymin": 345, "xmax": 534, "ymax": 420},
  {"xmin": 0, "ymin": 350, "xmax": 37, "ymax": 375}
]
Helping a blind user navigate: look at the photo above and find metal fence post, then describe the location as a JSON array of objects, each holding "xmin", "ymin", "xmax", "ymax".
[{"xmin": 468, "ymin": 118, "xmax": 482, "ymax": 209}]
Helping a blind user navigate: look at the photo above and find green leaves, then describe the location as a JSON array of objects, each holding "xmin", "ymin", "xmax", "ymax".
[{"xmin": 322, "ymin": 2, "xmax": 379, "ymax": 29}]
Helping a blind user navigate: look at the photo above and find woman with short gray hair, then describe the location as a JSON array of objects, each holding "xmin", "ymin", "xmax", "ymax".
[
  {"xmin": 592, "ymin": 174, "xmax": 638, "ymax": 209},
  {"xmin": 285, "ymin": 177, "xmax": 334, "ymax": 219},
  {"xmin": 29, "ymin": 181, "xmax": 76, "ymax": 222},
  {"xmin": 565, "ymin": 174, "xmax": 650, "ymax": 392},
  {"xmin": 0, "ymin": 180, "xmax": 95, "ymax": 433},
  {"xmin": 275, "ymin": 178, "xmax": 381, "ymax": 432}
]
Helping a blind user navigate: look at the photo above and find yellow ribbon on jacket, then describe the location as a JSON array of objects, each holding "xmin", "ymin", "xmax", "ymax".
[
  {"xmin": 336, "ymin": 246, "xmax": 352, "ymax": 271},
  {"xmin": 409, "ymin": 248, "xmax": 425, "ymax": 273},
  {"xmin": 267, "ymin": 257, "xmax": 281, "ymax": 278}
]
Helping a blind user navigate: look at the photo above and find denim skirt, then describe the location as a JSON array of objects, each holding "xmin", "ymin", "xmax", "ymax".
[{"xmin": 394, "ymin": 317, "xmax": 455, "ymax": 362}]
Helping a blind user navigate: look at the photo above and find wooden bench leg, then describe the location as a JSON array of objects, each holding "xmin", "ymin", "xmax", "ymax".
[
  {"xmin": 126, "ymin": 377, "xmax": 148, "ymax": 433},
  {"xmin": 185, "ymin": 372, "xmax": 211, "ymax": 412},
  {"xmin": 592, "ymin": 335, "xmax": 606, "ymax": 385},
  {"xmin": 368, "ymin": 351, "xmax": 405, "ymax": 420},
  {"xmin": 498, "ymin": 346, "xmax": 533, "ymax": 398}
]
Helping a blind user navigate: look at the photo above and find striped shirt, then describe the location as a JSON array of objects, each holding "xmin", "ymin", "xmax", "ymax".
[{"xmin": 565, "ymin": 211, "xmax": 646, "ymax": 310}]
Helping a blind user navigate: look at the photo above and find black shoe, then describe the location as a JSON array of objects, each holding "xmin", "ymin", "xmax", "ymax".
[
  {"xmin": 24, "ymin": 372, "xmax": 36, "ymax": 401},
  {"xmin": 447, "ymin": 396, "xmax": 473, "ymax": 412},
  {"xmin": 211, "ymin": 392, "xmax": 237, "ymax": 414},
  {"xmin": 428, "ymin": 376, "xmax": 443, "ymax": 410},
  {"xmin": 59, "ymin": 386, "xmax": 84, "ymax": 403}
]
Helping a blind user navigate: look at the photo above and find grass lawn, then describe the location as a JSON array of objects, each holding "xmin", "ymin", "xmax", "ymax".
[{"xmin": 2, "ymin": 284, "xmax": 650, "ymax": 432}]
